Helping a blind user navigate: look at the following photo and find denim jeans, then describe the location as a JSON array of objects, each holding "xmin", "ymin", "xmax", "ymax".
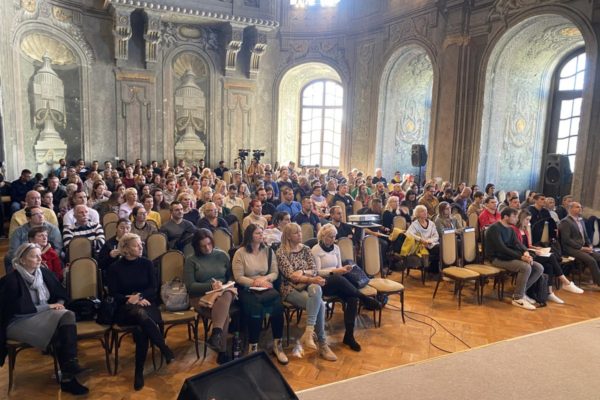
[{"xmin": 285, "ymin": 284, "xmax": 326, "ymax": 342}]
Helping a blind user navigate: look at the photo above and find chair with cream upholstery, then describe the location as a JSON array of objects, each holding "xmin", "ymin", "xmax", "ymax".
[
  {"xmin": 146, "ymin": 232, "xmax": 168, "ymax": 262},
  {"xmin": 462, "ymin": 227, "xmax": 505, "ymax": 303},
  {"xmin": 68, "ymin": 237, "xmax": 92, "ymax": 264},
  {"xmin": 300, "ymin": 222, "xmax": 315, "ymax": 241},
  {"xmin": 102, "ymin": 211, "xmax": 119, "ymax": 227},
  {"xmin": 213, "ymin": 228, "xmax": 233, "ymax": 252},
  {"xmin": 104, "ymin": 221, "xmax": 117, "ymax": 241},
  {"xmin": 432, "ymin": 230, "xmax": 480, "ymax": 307}
]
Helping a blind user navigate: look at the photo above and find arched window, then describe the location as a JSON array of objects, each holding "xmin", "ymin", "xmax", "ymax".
[
  {"xmin": 547, "ymin": 50, "xmax": 586, "ymax": 171},
  {"xmin": 299, "ymin": 80, "xmax": 343, "ymax": 168}
]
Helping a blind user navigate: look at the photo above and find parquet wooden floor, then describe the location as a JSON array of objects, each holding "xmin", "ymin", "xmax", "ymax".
[{"xmin": 2, "ymin": 241, "xmax": 600, "ymax": 399}]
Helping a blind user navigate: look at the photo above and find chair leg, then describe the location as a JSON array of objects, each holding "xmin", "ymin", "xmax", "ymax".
[
  {"xmin": 202, "ymin": 317, "xmax": 210, "ymax": 359},
  {"xmin": 103, "ymin": 331, "xmax": 112, "ymax": 375},
  {"xmin": 400, "ymin": 291, "xmax": 405, "ymax": 323},
  {"xmin": 284, "ymin": 308, "xmax": 292, "ymax": 347},
  {"xmin": 457, "ymin": 281, "xmax": 463, "ymax": 308},
  {"xmin": 192, "ymin": 320, "xmax": 200, "ymax": 359},
  {"xmin": 8, "ymin": 346, "xmax": 16, "ymax": 394},
  {"xmin": 51, "ymin": 344, "xmax": 60, "ymax": 383},
  {"xmin": 432, "ymin": 275, "xmax": 442, "ymax": 299}
]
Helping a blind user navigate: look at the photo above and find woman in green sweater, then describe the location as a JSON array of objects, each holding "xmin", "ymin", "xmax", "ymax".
[{"xmin": 184, "ymin": 228, "xmax": 235, "ymax": 364}]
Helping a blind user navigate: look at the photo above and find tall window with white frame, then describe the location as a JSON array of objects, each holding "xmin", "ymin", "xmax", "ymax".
[
  {"xmin": 299, "ymin": 80, "xmax": 343, "ymax": 168},
  {"xmin": 547, "ymin": 50, "xmax": 586, "ymax": 171}
]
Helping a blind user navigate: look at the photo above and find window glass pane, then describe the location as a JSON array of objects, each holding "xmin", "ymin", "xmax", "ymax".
[
  {"xmin": 577, "ymin": 53, "xmax": 587, "ymax": 72},
  {"xmin": 575, "ymin": 72, "xmax": 585, "ymax": 91},
  {"xmin": 303, "ymin": 82, "xmax": 323, "ymax": 106},
  {"xmin": 560, "ymin": 57, "xmax": 578, "ymax": 78},
  {"xmin": 556, "ymin": 139, "xmax": 568, "ymax": 154},
  {"xmin": 570, "ymin": 117, "xmax": 580, "ymax": 135},
  {"xmin": 572, "ymin": 98, "xmax": 582, "ymax": 117},
  {"xmin": 558, "ymin": 119, "xmax": 570, "ymax": 139},
  {"xmin": 568, "ymin": 136, "xmax": 578, "ymax": 153},
  {"xmin": 310, "ymin": 154, "xmax": 320, "ymax": 166},
  {"xmin": 333, "ymin": 134, "xmax": 341, "ymax": 146},
  {"xmin": 559, "ymin": 76, "xmax": 575, "ymax": 91},
  {"xmin": 559, "ymin": 100, "xmax": 573, "ymax": 119},
  {"xmin": 568, "ymin": 155, "xmax": 576, "ymax": 170}
]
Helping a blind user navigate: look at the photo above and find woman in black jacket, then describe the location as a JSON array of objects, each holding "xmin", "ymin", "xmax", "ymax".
[
  {"xmin": 0, "ymin": 243, "xmax": 88, "ymax": 395},
  {"xmin": 107, "ymin": 233, "xmax": 174, "ymax": 390}
]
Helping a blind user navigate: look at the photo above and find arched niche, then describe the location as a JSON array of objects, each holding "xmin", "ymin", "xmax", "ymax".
[
  {"xmin": 10, "ymin": 23, "xmax": 93, "ymax": 177},
  {"xmin": 375, "ymin": 44, "xmax": 433, "ymax": 179},
  {"xmin": 277, "ymin": 62, "xmax": 342, "ymax": 166},
  {"xmin": 477, "ymin": 14, "xmax": 584, "ymax": 192},
  {"xmin": 162, "ymin": 45, "xmax": 216, "ymax": 164}
]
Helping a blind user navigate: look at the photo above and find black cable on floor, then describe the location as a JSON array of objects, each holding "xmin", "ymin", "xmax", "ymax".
[{"xmin": 384, "ymin": 304, "xmax": 471, "ymax": 353}]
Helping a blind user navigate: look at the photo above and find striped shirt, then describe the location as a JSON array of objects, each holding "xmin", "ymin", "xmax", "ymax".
[{"xmin": 63, "ymin": 222, "xmax": 106, "ymax": 256}]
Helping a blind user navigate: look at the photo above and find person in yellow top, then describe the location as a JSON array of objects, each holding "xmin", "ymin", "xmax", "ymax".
[
  {"xmin": 9, "ymin": 190, "xmax": 58, "ymax": 237},
  {"xmin": 140, "ymin": 194, "xmax": 162, "ymax": 228}
]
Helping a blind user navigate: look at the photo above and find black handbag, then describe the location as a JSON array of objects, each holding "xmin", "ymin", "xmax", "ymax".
[
  {"xmin": 67, "ymin": 297, "xmax": 99, "ymax": 322},
  {"xmin": 344, "ymin": 264, "xmax": 370, "ymax": 289},
  {"xmin": 96, "ymin": 296, "xmax": 117, "ymax": 325}
]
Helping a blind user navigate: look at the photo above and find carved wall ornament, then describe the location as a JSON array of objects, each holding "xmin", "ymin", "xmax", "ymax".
[
  {"xmin": 159, "ymin": 23, "xmax": 219, "ymax": 52},
  {"xmin": 395, "ymin": 99, "xmax": 424, "ymax": 150},
  {"xmin": 225, "ymin": 26, "xmax": 244, "ymax": 75},
  {"xmin": 388, "ymin": 11, "xmax": 436, "ymax": 49},
  {"xmin": 111, "ymin": 6, "xmax": 132, "ymax": 61},
  {"xmin": 21, "ymin": 0, "xmax": 36, "ymax": 13},
  {"xmin": 282, "ymin": 37, "xmax": 349, "ymax": 80},
  {"xmin": 21, "ymin": 33, "xmax": 77, "ymax": 65},
  {"xmin": 144, "ymin": 11, "xmax": 161, "ymax": 64},
  {"xmin": 52, "ymin": 6, "xmax": 73, "ymax": 23},
  {"xmin": 443, "ymin": 34, "xmax": 471, "ymax": 49},
  {"xmin": 526, "ymin": 24, "xmax": 582, "ymax": 58},
  {"xmin": 173, "ymin": 53, "xmax": 207, "ymax": 79},
  {"xmin": 487, "ymin": 0, "xmax": 558, "ymax": 23}
]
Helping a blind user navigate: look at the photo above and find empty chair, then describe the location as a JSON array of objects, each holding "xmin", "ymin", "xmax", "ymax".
[
  {"xmin": 229, "ymin": 206, "xmax": 244, "ymax": 223},
  {"xmin": 102, "ymin": 211, "xmax": 119, "ymax": 227},
  {"xmin": 146, "ymin": 232, "xmax": 168, "ymax": 261},
  {"xmin": 104, "ymin": 221, "xmax": 117, "ymax": 241},
  {"xmin": 462, "ymin": 227, "xmax": 504, "ymax": 303},
  {"xmin": 338, "ymin": 237, "xmax": 355, "ymax": 262},
  {"xmin": 300, "ymin": 222, "xmax": 315, "ymax": 240},
  {"xmin": 213, "ymin": 228, "xmax": 232, "ymax": 251},
  {"xmin": 393, "ymin": 216, "xmax": 407, "ymax": 231}
]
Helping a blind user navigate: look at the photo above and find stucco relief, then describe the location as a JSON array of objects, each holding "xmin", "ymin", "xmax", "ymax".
[
  {"xmin": 281, "ymin": 37, "xmax": 349, "ymax": 80},
  {"xmin": 160, "ymin": 23, "xmax": 219, "ymax": 51},
  {"xmin": 388, "ymin": 10, "xmax": 437, "ymax": 48},
  {"xmin": 224, "ymin": 88, "xmax": 253, "ymax": 163},
  {"xmin": 487, "ymin": 0, "xmax": 562, "ymax": 23},
  {"xmin": 351, "ymin": 41, "xmax": 374, "ymax": 169}
]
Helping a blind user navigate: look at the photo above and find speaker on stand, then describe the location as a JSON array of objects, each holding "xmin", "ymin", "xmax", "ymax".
[
  {"xmin": 411, "ymin": 144, "xmax": 427, "ymax": 191},
  {"xmin": 542, "ymin": 153, "xmax": 572, "ymax": 200}
]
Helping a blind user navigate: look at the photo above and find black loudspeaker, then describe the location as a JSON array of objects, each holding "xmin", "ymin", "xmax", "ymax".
[
  {"xmin": 178, "ymin": 351, "xmax": 298, "ymax": 400},
  {"xmin": 543, "ymin": 153, "xmax": 572, "ymax": 199},
  {"xmin": 411, "ymin": 144, "xmax": 428, "ymax": 167}
]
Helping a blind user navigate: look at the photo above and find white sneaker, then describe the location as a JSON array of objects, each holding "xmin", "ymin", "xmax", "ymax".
[
  {"xmin": 562, "ymin": 281, "xmax": 584, "ymax": 294},
  {"xmin": 512, "ymin": 298, "xmax": 536, "ymax": 310},
  {"xmin": 547, "ymin": 292, "xmax": 564, "ymax": 304},
  {"xmin": 523, "ymin": 294, "xmax": 537, "ymax": 305}
]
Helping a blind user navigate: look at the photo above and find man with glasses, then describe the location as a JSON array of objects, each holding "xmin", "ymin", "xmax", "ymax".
[
  {"xmin": 9, "ymin": 190, "xmax": 59, "ymax": 237},
  {"xmin": 130, "ymin": 206, "xmax": 158, "ymax": 242},
  {"xmin": 223, "ymin": 184, "xmax": 244, "ymax": 211},
  {"xmin": 63, "ymin": 204, "xmax": 106, "ymax": 259},
  {"xmin": 418, "ymin": 183, "xmax": 439, "ymax": 218},
  {"xmin": 62, "ymin": 190, "xmax": 100, "ymax": 227},
  {"xmin": 198, "ymin": 202, "xmax": 230, "ymax": 233},
  {"xmin": 6, "ymin": 205, "xmax": 63, "ymax": 273}
]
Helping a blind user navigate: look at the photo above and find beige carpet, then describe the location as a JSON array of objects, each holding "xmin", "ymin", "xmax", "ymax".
[{"xmin": 298, "ymin": 318, "xmax": 600, "ymax": 400}]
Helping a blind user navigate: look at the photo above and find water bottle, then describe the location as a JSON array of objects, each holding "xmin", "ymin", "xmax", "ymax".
[{"xmin": 232, "ymin": 332, "xmax": 241, "ymax": 360}]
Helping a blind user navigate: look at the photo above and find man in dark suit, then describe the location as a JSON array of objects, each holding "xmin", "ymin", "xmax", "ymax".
[{"xmin": 558, "ymin": 201, "xmax": 600, "ymax": 286}]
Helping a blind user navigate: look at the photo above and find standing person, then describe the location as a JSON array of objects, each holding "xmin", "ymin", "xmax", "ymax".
[
  {"xmin": 107, "ymin": 233, "xmax": 174, "ymax": 390},
  {"xmin": 311, "ymin": 224, "xmax": 380, "ymax": 351},
  {"xmin": 0, "ymin": 243, "xmax": 89, "ymax": 395},
  {"xmin": 184, "ymin": 229, "xmax": 236, "ymax": 364},
  {"xmin": 232, "ymin": 224, "xmax": 287, "ymax": 364},
  {"xmin": 485, "ymin": 208, "xmax": 544, "ymax": 310},
  {"xmin": 276, "ymin": 223, "xmax": 337, "ymax": 361}
]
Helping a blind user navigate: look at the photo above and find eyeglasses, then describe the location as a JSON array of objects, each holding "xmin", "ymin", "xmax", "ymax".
[{"xmin": 30, "ymin": 213, "xmax": 43, "ymax": 217}]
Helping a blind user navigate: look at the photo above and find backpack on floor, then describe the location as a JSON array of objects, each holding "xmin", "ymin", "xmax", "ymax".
[{"xmin": 526, "ymin": 273, "xmax": 549, "ymax": 307}]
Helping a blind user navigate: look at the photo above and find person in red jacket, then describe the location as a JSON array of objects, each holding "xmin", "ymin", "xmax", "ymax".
[
  {"xmin": 28, "ymin": 226, "xmax": 63, "ymax": 282},
  {"xmin": 478, "ymin": 197, "xmax": 501, "ymax": 229}
]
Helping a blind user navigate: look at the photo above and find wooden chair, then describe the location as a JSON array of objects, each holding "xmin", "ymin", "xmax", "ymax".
[
  {"xmin": 223, "ymin": 171, "xmax": 232, "ymax": 185},
  {"xmin": 393, "ymin": 216, "xmax": 407, "ymax": 231},
  {"xmin": 362, "ymin": 235, "xmax": 405, "ymax": 327},
  {"xmin": 213, "ymin": 228, "xmax": 232, "ymax": 251},
  {"xmin": 6, "ymin": 340, "xmax": 59, "ymax": 394},
  {"xmin": 592, "ymin": 219, "xmax": 600, "ymax": 248},
  {"xmin": 463, "ymin": 227, "xmax": 504, "ymax": 303},
  {"xmin": 158, "ymin": 209, "xmax": 171, "ymax": 226},
  {"xmin": 468, "ymin": 212, "xmax": 480, "ymax": 241},
  {"xmin": 352, "ymin": 200, "xmax": 363, "ymax": 215},
  {"xmin": 230, "ymin": 220, "xmax": 242, "ymax": 246},
  {"xmin": 159, "ymin": 250, "xmax": 200, "ymax": 359},
  {"xmin": 335, "ymin": 200, "xmax": 347, "ymax": 222},
  {"xmin": 496, "ymin": 190, "xmax": 506, "ymax": 203},
  {"xmin": 146, "ymin": 232, "xmax": 168, "ymax": 261},
  {"xmin": 432, "ymin": 230, "xmax": 480, "ymax": 307},
  {"xmin": 102, "ymin": 211, "xmax": 119, "ymax": 227},
  {"xmin": 242, "ymin": 197, "xmax": 251, "ymax": 212},
  {"xmin": 67, "ymin": 257, "xmax": 112, "ymax": 374},
  {"xmin": 300, "ymin": 223, "xmax": 315, "ymax": 241},
  {"xmin": 68, "ymin": 237, "xmax": 92, "ymax": 263},
  {"xmin": 104, "ymin": 221, "xmax": 117, "ymax": 241},
  {"xmin": 229, "ymin": 206, "xmax": 244, "ymax": 224},
  {"xmin": 540, "ymin": 222, "xmax": 550, "ymax": 244},
  {"xmin": 338, "ymin": 237, "xmax": 355, "ymax": 262},
  {"xmin": 282, "ymin": 301, "xmax": 304, "ymax": 347}
]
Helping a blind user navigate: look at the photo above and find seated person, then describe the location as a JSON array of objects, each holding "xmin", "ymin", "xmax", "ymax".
[
  {"xmin": 332, "ymin": 183, "xmax": 354, "ymax": 217},
  {"xmin": 293, "ymin": 196, "xmax": 321, "ymax": 237},
  {"xmin": 243, "ymin": 199, "xmax": 269, "ymax": 231},
  {"xmin": 434, "ymin": 201, "xmax": 463, "ymax": 236},
  {"xmin": 179, "ymin": 192, "xmax": 200, "ymax": 226},
  {"xmin": 184, "ymin": 229, "xmax": 236, "ymax": 364},
  {"xmin": 232, "ymin": 224, "xmax": 287, "ymax": 364},
  {"xmin": 118, "ymin": 188, "xmax": 142, "ymax": 219},
  {"xmin": 130, "ymin": 206, "xmax": 158, "ymax": 242},
  {"xmin": 9, "ymin": 190, "xmax": 59, "ymax": 237},
  {"xmin": 467, "ymin": 190, "xmax": 485, "ymax": 217},
  {"xmin": 62, "ymin": 190, "xmax": 100, "ymax": 227},
  {"xmin": 382, "ymin": 196, "xmax": 410, "ymax": 231},
  {"xmin": 478, "ymin": 196, "xmax": 501, "ymax": 229},
  {"xmin": 62, "ymin": 204, "xmax": 106, "ymax": 259},
  {"xmin": 311, "ymin": 224, "xmax": 380, "ymax": 352},
  {"xmin": 417, "ymin": 184, "xmax": 439, "ymax": 218},
  {"xmin": 528, "ymin": 194, "xmax": 556, "ymax": 245},
  {"xmin": 406, "ymin": 205, "xmax": 440, "ymax": 271},
  {"xmin": 160, "ymin": 201, "xmax": 197, "ymax": 250},
  {"xmin": 28, "ymin": 226, "xmax": 63, "ymax": 282},
  {"xmin": 98, "ymin": 218, "xmax": 131, "ymax": 271},
  {"xmin": 485, "ymin": 207, "xmax": 543, "ymax": 310},
  {"xmin": 223, "ymin": 184, "xmax": 245, "ymax": 211},
  {"xmin": 256, "ymin": 188, "xmax": 275, "ymax": 222},
  {"xmin": 0, "ymin": 243, "xmax": 89, "ymax": 395},
  {"xmin": 328, "ymin": 206, "xmax": 353, "ymax": 240},
  {"xmin": 310, "ymin": 184, "xmax": 329, "ymax": 220},
  {"xmin": 276, "ymin": 223, "xmax": 337, "ymax": 361},
  {"xmin": 264, "ymin": 211, "xmax": 291, "ymax": 247},
  {"xmin": 276, "ymin": 187, "xmax": 302, "ymax": 219},
  {"xmin": 198, "ymin": 202, "xmax": 230, "ymax": 233}
]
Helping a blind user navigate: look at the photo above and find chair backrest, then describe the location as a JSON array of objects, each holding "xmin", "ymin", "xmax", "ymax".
[
  {"xmin": 393, "ymin": 216, "xmax": 407, "ymax": 230},
  {"xmin": 335, "ymin": 201, "xmax": 347, "ymax": 223},
  {"xmin": 158, "ymin": 209, "xmax": 171, "ymax": 225},
  {"xmin": 468, "ymin": 212, "xmax": 480, "ymax": 241},
  {"xmin": 69, "ymin": 257, "xmax": 99, "ymax": 300},
  {"xmin": 301, "ymin": 223, "xmax": 315, "ymax": 241},
  {"xmin": 223, "ymin": 171, "xmax": 232, "ymax": 185},
  {"xmin": 214, "ymin": 228, "xmax": 232, "ymax": 251},
  {"xmin": 593, "ymin": 219, "xmax": 600, "ymax": 247},
  {"xmin": 326, "ymin": 194, "xmax": 334, "ymax": 205},
  {"xmin": 352, "ymin": 200, "xmax": 363, "ymax": 215},
  {"xmin": 338, "ymin": 237, "xmax": 355, "ymax": 262},
  {"xmin": 462, "ymin": 227, "xmax": 478, "ymax": 264},
  {"xmin": 102, "ymin": 211, "xmax": 119, "ymax": 227},
  {"xmin": 497, "ymin": 190, "xmax": 506, "ymax": 203},
  {"xmin": 230, "ymin": 220, "xmax": 242, "ymax": 246},
  {"xmin": 160, "ymin": 250, "xmax": 185, "ymax": 284},
  {"xmin": 304, "ymin": 238, "xmax": 318, "ymax": 248},
  {"xmin": 540, "ymin": 221, "xmax": 549, "ymax": 244},
  {"xmin": 440, "ymin": 229, "xmax": 458, "ymax": 268},
  {"xmin": 242, "ymin": 197, "xmax": 251, "ymax": 212},
  {"xmin": 147, "ymin": 232, "xmax": 168, "ymax": 261},
  {"xmin": 362, "ymin": 235, "xmax": 381, "ymax": 277},
  {"xmin": 230, "ymin": 206, "xmax": 244, "ymax": 223},
  {"xmin": 68, "ymin": 237, "xmax": 92, "ymax": 263},
  {"xmin": 104, "ymin": 221, "xmax": 117, "ymax": 241},
  {"xmin": 147, "ymin": 219, "xmax": 159, "ymax": 230}
]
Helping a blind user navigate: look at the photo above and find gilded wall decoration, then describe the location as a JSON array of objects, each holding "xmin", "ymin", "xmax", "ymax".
[
  {"xmin": 21, "ymin": 33, "xmax": 77, "ymax": 65},
  {"xmin": 527, "ymin": 24, "xmax": 583, "ymax": 58}
]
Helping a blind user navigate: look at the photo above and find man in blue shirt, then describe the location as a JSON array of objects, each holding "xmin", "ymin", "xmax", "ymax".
[
  {"xmin": 276, "ymin": 187, "xmax": 301, "ymax": 219},
  {"xmin": 293, "ymin": 196, "xmax": 321, "ymax": 236}
]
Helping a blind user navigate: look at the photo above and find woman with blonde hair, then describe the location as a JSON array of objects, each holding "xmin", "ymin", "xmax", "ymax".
[
  {"xmin": 276, "ymin": 223, "xmax": 337, "ymax": 361},
  {"xmin": 178, "ymin": 192, "xmax": 200, "ymax": 226},
  {"xmin": 311, "ymin": 224, "xmax": 380, "ymax": 351},
  {"xmin": 118, "ymin": 187, "xmax": 142, "ymax": 219}
]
